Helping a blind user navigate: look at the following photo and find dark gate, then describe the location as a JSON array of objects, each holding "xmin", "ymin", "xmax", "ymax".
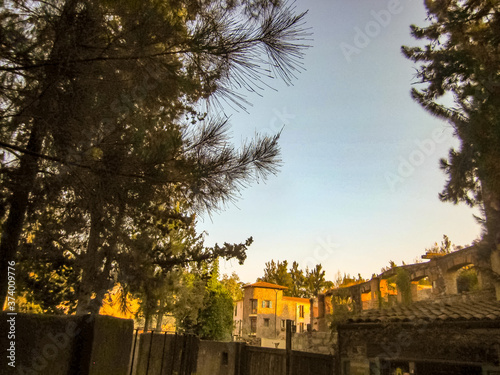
[
  {"xmin": 129, "ymin": 331, "xmax": 199, "ymax": 375},
  {"xmin": 290, "ymin": 350, "xmax": 335, "ymax": 375},
  {"xmin": 239, "ymin": 345, "xmax": 334, "ymax": 375}
]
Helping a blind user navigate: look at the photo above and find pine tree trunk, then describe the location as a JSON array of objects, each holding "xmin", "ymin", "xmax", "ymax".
[
  {"xmin": 76, "ymin": 207, "xmax": 102, "ymax": 314},
  {"xmin": 144, "ymin": 312, "xmax": 151, "ymax": 331},
  {"xmin": 0, "ymin": 0, "xmax": 81, "ymax": 306},
  {"xmin": 76, "ymin": 203, "xmax": 124, "ymax": 314},
  {"xmin": 481, "ymin": 183, "xmax": 500, "ymax": 247},
  {"xmin": 155, "ymin": 297, "xmax": 165, "ymax": 332},
  {"xmin": 0, "ymin": 123, "xmax": 44, "ymax": 306}
]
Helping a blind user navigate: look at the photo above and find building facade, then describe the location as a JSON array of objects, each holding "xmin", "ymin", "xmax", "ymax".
[{"xmin": 233, "ymin": 281, "xmax": 310, "ymax": 341}]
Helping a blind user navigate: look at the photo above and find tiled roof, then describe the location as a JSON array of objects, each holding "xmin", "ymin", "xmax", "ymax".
[
  {"xmin": 282, "ymin": 296, "xmax": 310, "ymax": 303},
  {"xmin": 347, "ymin": 300, "xmax": 500, "ymax": 324},
  {"xmin": 243, "ymin": 281, "xmax": 288, "ymax": 290}
]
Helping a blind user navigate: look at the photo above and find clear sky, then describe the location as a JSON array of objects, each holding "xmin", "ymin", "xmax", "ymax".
[{"xmin": 196, "ymin": 0, "xmax": 483, "ymax": 284}]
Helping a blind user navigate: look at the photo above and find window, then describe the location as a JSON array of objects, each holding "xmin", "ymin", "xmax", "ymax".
[
  {"xmin": 250, "ymin": 317, "xmax": 257, "ymax": 334},
  {"xmin": 299, "ymin": 305, "xmax": 305, "ymax": 318},
  {"xmin": 264, "ymin": 318, "xmax": 270, "ymax": 327},
  {"xmin": 299, "ymin": 322, "xmax": 304, "ymax": 333},
  {"xmin": 250, "ymin": 299, "xmax": 258, "ymax": 314},
  {"xmin": 261, "ymin": 300, "xmax": 272, "ymax": 308},
  {"xmin": 280, "ymin": 319, "xmax": 286, "ymax": 331},
  {"xmin": 234, "ymin": 304, "xmax": 237, "ymax": 316}
]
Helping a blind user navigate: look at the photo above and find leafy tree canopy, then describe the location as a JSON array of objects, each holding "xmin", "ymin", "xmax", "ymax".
[
  {"xmin": 173, "ymin": 260, "xmax": 234, "ymax": 341},
  {"xmin": 258, "ymin": 260, "xmax": 333, "ymax": 298}
]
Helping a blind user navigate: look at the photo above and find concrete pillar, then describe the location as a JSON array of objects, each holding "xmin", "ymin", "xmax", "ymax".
[
  {"xmin": 476, "ymin": 266, "xmax": 489, "ymax": 291},
  {"xmin": 351, "ymin": 286, "xmax": 362, "ymax": 312},
  {"xmin": 443, "ymin": 269, "xmax": 458, "ymax": 295},
  {"xmin": 410, "ymin": 282, "xmax": 419, "ymax": 302},
  {"xmin": 396, "ymin": 287, "xmax": 403, "ymax": 304},
  {"xmin": 370, "ymin": 278, "xmax": 380, "ymax": 309},
  {"xmin": 316, "ymin": 294, "xmax": 328, "ymax": 332}
]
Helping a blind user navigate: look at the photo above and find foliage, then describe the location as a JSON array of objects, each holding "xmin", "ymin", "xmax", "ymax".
[
  {"xmin": 259, "ymin": 260, "xmax": 294, "ymax": 290},
  {"xmin": 174, "ymin": 261, "xmax": 234, "ymax": 341},
  {"xmin": 195, "ymin": 271, "xmax": 234, "ymax": 341},
  {"xmin": 0, "ymin": 0, "xmax": 311, "ymax": 310},
  {"xmin": 99, "ymin": 284, "xmax": 141, "ymax": 320},
  {"xmin": 456, "ymin": 266, "xmax": 479, "ymax": 293},
  {"xmin": 402, "ymin": 0, "xmax": 500, "ymax": 247},
  {"xmin": 381, "ymin": 262, "xmax": 395, "ymax": 274},
  {"xmin": 289, "ymin": 261, "xmax": 306, "ymax": 297},
  {"xmin": 333, "ymin": 271, "xmax": 366, "ymax": 288},
  {"xmin": 305, "ymin": 264, "xmax": 328, "ymax": 297},
  {"xmin": 329, "ymin": 289, "xmax": 357, "ymax": 331},
  {"xmin": 168, "ymin": 270, "xmax": 207, "ymax": 333},
  {"xmin": 220, "ymin": 272, "xmax": 244, "ymax": 302},
  {"xmin": 425, "ymin": 234, "xmax": 454, "ymax": 255},
  {"xmin": 394, "ymin": 267, "xmax": 412, "ymax": 306},
  {"xmin": 259, "ymin": 260, "xmax": 333, "ymax": 298}
]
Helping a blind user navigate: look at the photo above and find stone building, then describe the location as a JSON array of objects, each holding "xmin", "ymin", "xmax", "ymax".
[
  {"xmin": 233, "ymin": 281, "xmax": 310, "ymax": 341},
  {"xmin": 307, "ymin": 245, "xmax": 500, "ymax": 374},
  {"xmin": 337, "ymin": 299, "xmax": 500, "ymax": 375},
  {"xmin": 311, "ymin": 245, "xmax": 500, "ymax": 331}
]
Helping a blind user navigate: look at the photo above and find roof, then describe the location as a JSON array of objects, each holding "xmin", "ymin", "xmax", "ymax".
[
  {"xmin": 346, "ymin": 300, "xmax": 500, "ymax": 324},
  {"xmin": 282, "ymin": 296, "xmax": 310, "ymax": 304},
  {"xmin": 242, "ymin": 281, "xmax": 288, "ymax": 290}
]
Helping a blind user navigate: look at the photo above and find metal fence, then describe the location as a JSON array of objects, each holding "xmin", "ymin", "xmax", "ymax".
[{"xmin": 129, "ymin": 331, "xmax": 335, "ymax": 375}]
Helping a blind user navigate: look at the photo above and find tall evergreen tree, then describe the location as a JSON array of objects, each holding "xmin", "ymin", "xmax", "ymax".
[
  {"xmin": 0, "ymin": 0, "xmax": 310, "ymax": 310},
  {"xmin": 259, "ymin": 260, "xmax": 332, "ymax": 297},
  {"xmin": 402, "ymin": 0, "xmax": 500, "ymax": 250},
  {"xmin": 289, "ymin": 261, "xmax": 306, "ymax": 297},
  {"xmin": 305, "ymin": 264, "xmax": 327, "ymax": 298},
  {"xmin": 258, "ymin": 259, "xmax": 294, "ymax": 291}
]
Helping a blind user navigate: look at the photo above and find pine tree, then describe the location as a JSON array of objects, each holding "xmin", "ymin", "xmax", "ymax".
[
  {"xmin": 402, "ymin": 0, "xmax": 500, "ymax": 248},
  {"xmin": 0, "ymin": 0, "xmax": 311, "ymax": 309}
]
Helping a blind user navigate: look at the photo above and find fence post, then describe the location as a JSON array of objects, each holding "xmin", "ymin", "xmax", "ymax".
[
  {"xmin": 145, "ymin": 330, "xmax": 155, "ymax": 375},
  {"xmin": 179, "ymin": 334, "xmax": 188, "ymax": 375},
  {"xmin": 160, "ymin": 332, "xmax": 168, "ymax": 375},
  {"xmin": 234, "ymin": 342, "xmax": 246, "ymax": 375},
  {"xmin": 170, "ymin": 333, "xmax": 178, "ymax": 375},
  {"xmin": 286, "ymin": 320, "xmax": 293, "ymax": 375},
  {"xmin": 129, "ymin": 329, "xmax": 140, "ymax": 375}
]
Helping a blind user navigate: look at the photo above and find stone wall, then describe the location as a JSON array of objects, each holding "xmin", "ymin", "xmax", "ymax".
[
  {"xmin": 0, "ymin": 312, "xmax": 133, "ymax": 375},
  {"xmin": 338, "ymin": 321, "xmax": 500, "ymax": 374},
  {"xmin": 292, "ymin": 331, "xmax": 335, "ymax": 355},
  {"xmin": 197, "ymin": 341, "xmax": 240, "ymax": 375}
]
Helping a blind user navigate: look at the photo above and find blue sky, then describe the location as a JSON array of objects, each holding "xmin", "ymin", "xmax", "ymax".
[{"xmin": 196, "ymin": 0, "xmax": 482, "ymax": 283}]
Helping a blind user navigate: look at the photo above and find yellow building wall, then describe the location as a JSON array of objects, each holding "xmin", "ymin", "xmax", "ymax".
[{"xmin": 240, "ymin": 286, "xmax": 310, "ymax": 339}]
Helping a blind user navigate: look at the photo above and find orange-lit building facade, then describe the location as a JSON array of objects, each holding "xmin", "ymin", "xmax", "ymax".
[{"xmin": 233, "ymin": 281, "xmax": 310, "ymax": 340}]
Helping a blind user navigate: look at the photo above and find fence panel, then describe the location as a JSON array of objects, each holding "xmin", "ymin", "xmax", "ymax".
[
  {"xmin": 243, "ymin": 346, "xmax": 286, "ymax": 375},
  {"xmin": 130, "ymin": 332, "xmax": 334, "ymax": 375},
  {"xmin": 291, "ymin": 350, "xmax": 335, "ymax": 375},
  {"xmin": 241, "ymin": 346, "xmax": 334, "ymax": 375},
  {"xmin": 130, "ymin": 332, "xmax": 199, "ymax": 375}
]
